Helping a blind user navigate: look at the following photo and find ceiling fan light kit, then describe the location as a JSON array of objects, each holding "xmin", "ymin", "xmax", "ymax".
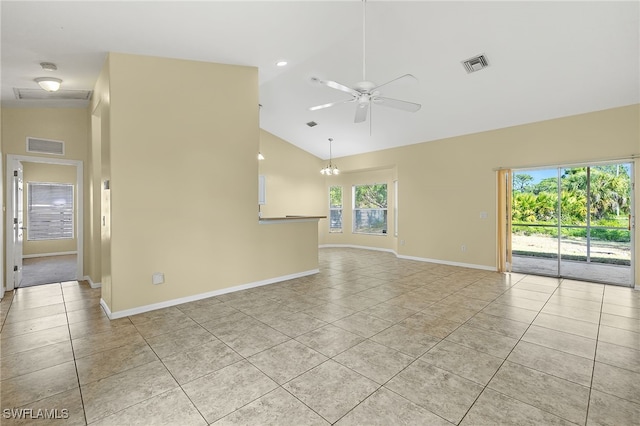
[{"xmin": 309, "ymin": 0, "xmax": 421, "ymax": 125}]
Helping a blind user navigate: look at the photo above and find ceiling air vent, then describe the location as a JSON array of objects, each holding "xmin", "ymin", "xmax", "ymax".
[
  {"xmin": 26, "ymin": 137, "xmax": 65, "ymax": 155},
  {"xmin": 306, "ymin": 121, "xmax": 318, "ymax": 127},
  {"xmin": 13, "ymin": 88, "xmax": 93, "ymax": 100},
  {"xmin": 462, "ymin": 54, "xmax": 489, "ymax": 73}
]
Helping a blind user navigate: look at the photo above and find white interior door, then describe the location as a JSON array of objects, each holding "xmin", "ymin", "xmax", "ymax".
[{"xmin": 13, "ymin": 163, "xmax": 24, "ymax": 287}]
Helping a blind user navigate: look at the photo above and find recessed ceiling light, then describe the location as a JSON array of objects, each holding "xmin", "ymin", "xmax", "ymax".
[{"xmin": 276, "ymin": 61, "xmax": 288, "ymax": 67}]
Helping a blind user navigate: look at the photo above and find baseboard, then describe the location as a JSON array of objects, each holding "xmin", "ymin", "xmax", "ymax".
[
  {"xmin": 103, "ymin": 268, "xmax": 320, "ymax": 320},
  {"xmin": 319, "ymin": 244, "xmax": 497, "ymax": 272},
  {"xmin": 318, "ymin": 244, "xmax": 396, "ymax": 254},
  {"xmin": 396, "ymin": 254, "xmax": 497, "ymax": 272},
  {"xmin": 22, "ymin": 251, "xmax": 78, "ymax": 259},
  {"xmin": 83, "ymin": 276, "xmax": 102, "ymax": 289}
]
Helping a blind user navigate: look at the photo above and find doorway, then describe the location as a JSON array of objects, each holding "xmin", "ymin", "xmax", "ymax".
[
  {"xmin": 510, "ymin": 162, "xmax": 634, "ymax": 286},
  {"xmin": 5, "ymin": 155, "xmax": 83, "ymax": 291}
]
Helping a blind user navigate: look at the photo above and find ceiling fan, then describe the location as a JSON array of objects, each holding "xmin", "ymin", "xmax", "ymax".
[{"xmin": 309, "ymin": 0, "xmax": 421, "ymax": 124}]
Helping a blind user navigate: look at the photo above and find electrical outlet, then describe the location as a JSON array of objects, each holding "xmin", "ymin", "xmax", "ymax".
[
  {"xmin": 400, "ymin": 239, "xmax": 405, "ymax": 246},
  {"xmin": 461, "ymin": 244, "xmax": 467, "ymax": 252}
]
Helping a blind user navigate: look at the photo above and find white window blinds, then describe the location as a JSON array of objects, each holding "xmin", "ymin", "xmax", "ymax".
[{"xmin": 27, "ymin": 183, "xmax": 74, "ymax": 241}]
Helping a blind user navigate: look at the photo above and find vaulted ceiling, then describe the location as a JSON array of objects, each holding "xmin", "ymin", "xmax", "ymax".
[{"xmin": 2, "ymin": 1, "xmax": 638, "ymax": 159}]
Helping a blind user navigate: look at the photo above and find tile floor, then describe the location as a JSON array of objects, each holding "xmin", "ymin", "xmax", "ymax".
[{"xmin": 1, "ymin": 247, "xmax": 639, "ymax": 425}]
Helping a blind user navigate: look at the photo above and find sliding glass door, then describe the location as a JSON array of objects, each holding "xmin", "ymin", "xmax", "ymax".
[{"xmin": 511, "ymin": 163, "xmax": 633, "ymax": 286}]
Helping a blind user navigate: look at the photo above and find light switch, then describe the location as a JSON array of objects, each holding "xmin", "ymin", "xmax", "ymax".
[{"xmin": 480, "ymin": 212, "xmax": 488, "ymax": 219}]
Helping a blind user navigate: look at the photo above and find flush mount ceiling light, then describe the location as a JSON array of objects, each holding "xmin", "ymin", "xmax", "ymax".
[
  {"xmin": 276, "ymin": 61, "xmax": 288, "ymax": 67},
  {"xmin": 320, "ymin": 138, "xmax": 339, "ymax": 175},
  {"xmin": 35, "ymin": 77, "xmax": 62, "ymax": 92}
]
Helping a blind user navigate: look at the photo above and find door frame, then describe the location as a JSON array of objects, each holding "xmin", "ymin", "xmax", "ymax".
[
  {"xmin": 5, "ymin": 154, "xmax": 84, "ymax": 291},
  {"xmin": 510, "ymin": 159, "xmax": 635, "ymax": 287}
]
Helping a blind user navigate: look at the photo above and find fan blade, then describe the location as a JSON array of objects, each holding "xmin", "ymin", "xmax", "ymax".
[
  {"xmin": 375, "ymin": 96, "xmax": 421, "ymax": 112},
  {"xmin": 309, "ymin": 98, "xmax": 354, "ymax": 111},
  {"xmin": 320, "ymin": 80, "xmax": 360, "ymax": 97},
  {"xmin": 371, "ymin": 74, "xmax": 418, "ymax": 92},
  {"xmin": 354, "ymin": 102, "xmax": 369, "ymax": 123}
]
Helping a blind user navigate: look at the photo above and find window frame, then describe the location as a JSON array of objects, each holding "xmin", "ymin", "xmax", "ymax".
[
  {"xmin": 27, "ymin": 182, "xmax": 74, "ymax": 241},
  {"xmin": 352, "ymin": 183, "xmax": 388, "ymax": 235},
  {"xmin": 329, "ymin": 185, "xmax": 343, "ymax": 233}
]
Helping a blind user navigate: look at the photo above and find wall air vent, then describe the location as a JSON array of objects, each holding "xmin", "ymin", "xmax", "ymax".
[
  {"xmin": 26, "ymin": 137, "xmax": 65, "ymax": 155},
  {"xmin": 306, "ymin": 121, "xmax": 318, "ymax": 127},
  {"xmin": 13, "ymin": 88, "xmax": 93, "ymax": 100},
  {"xmin": 462, "ymin": 54, "xmax": 489, "ymax": 73}
]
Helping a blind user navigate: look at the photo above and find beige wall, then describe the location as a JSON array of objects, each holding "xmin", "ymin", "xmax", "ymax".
[
  {"xmin": 320, "ymin": 105, "xmax": 639, "ymax": 281},
  {"xmin": 95, "ymin": 53, "xmax": 321, "ymax": 314},
  {"xmin": 258, "ymin": 129, "xmax": 325, "ymax": 219},
  {"xmin": 1, "ymin": 108, "xmax": 90, "ymax": 283},
  {"xmin": 22, "ymin": 162, "xmax": 77, "ymax": 256}
]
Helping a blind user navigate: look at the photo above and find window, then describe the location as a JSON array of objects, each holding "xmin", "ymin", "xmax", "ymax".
[
  {"xmin": 353, "ymin": 183, "xmax": 387, "ymax": 234},
  {"xmin": 329, "ymin": 186, "xmax": 343, "ymax": 233},
  {"xmin": 27, "ymin": 183, "xmax": 74, "ymax": 241}
]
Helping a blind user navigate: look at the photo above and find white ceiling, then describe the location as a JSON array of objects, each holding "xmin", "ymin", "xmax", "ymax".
[{"xmin": 2, "ymin": 1, "xmax": 638, "ymax": 159}]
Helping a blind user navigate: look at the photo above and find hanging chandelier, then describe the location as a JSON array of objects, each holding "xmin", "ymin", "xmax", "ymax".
[{"xmin": 320, "ymin": 138, "xmax": 340, "ymax": 175}]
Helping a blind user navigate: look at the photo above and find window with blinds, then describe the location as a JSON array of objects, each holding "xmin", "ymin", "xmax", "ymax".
[{"xmin": 27, "ymin": 183, "xmax": 74, "ymax": 241}]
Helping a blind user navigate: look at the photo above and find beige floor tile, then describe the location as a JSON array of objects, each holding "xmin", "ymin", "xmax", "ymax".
[
  {"xmin": 334, "ymin": 340, "xmax": 413, "ymax": 384},
  {"xmin": 445, "ymin": 324, "xmax": 518, "ymax": 359},
  {"xmin": 146, "ymin": 324, "xmax": 216, "ymax": 358},
  {"xmin": 303, "ymin": 302, "xmax": 356, "ymax": 322},
  {"xmin": 547, "ymin": 295, "xmax": 602, "ymax": 312},
  {"xmin": 600, "ymin": 313, "xmax": 640, "ymax": 333},
  {"xmin": 541, "ymin": 302, "xmax": 602, "ymax": 324},
  {"xmin": 421, "ymin": 340, "xmax": 503, "ymax": 385},
  {"xmin": 512, "ymin": 281, "xmax": 559, "ymax": 294},
  {"xmin": 494, "ymin": 294, "xmax": 547, "ymax": 311},
  {"xmin": 507, "ymin": 340, "xmax": 594, "ymax": 386},
  {"xmin": 336, "ymin": 387, "xmax": 450, "ymax": 426},
  {"xmin": 386, "ymin": 359, "xmax": 484, "ymax": 424},
  {"xmin": 598, "ymin": 325, "xmax": 640, "ymax": 350},
  {"xmin": 398, "ymin": 312, "xmax": 460, "ymax": 339},
  {"xmin": 386, "ymin": 292, "xmax": 437, "ymax": 311},
  {"xmin": 533, "ymin": 312, "xmax": 599, "ymax": 339},
  {"xmin": 370, "ymin": 324, "xmax": 440, "ymax": 358},
  {"xmin": 481, "ymin": 303, "xmax": 539, "ymax": 323},
  {"xmin": 1, "ymin": 361, "xmax": 78, "ymax": 408},
  {"xmin": 200, "ymin": 311, "xmax": 261, "ymax": 337},
  {"xmin": 216, "ymin": 322, "xmax": 290, "ymax": 357},
  {"xmin": 4, "ymin": 303, "xmax": 65, "ymax": 324},
  {"xmin": 592, "ymin": 362, "xmax": 640, "ymax": 404},
  {"xmin": 587, "ymin": 389, "xmax": 640, "ymax": 426},
  {"xmin": 553, "ymin": 287, "xmax": 604, "ymax": 302},
  {"xmin": 66, "ymin": 306, "xmax": 109, "ymax": 324},
  {"xmin": 182, "ymin": 360, "xmax": 278, "ymax": 424},
  {"xmin": 247, "ymin": 339, "xmax": 326, "ymax": 384},
  {"xmin": 488, "ymin": 361, "xmax": 590, "ymax": 425},
  {"xmin": 595, "ymin": 341, "xmax": 640, "ymax": 373},
  {"xmin": 0, "ymin": 313, "xmax": 68, "ymax": 339},
  {"xmin": 522, "ymin": 325, "xmax": 596, "ymax": 359},
  {"xmin": 76, "ymin": 341, "xmax": 158, "ymax": 385},
  {"xmin": 133, "ymin": 314, "xmax": 198, "ymax": 339},
  {"xmin": 601, "ymin": 303, "xmax": 639, "ymax": 319},
  {"xmin": 503, "ymin": 288, "xmax": 553, "ymax": 302},
  {"xmin": 333, "ymin": 312, "xmax": 393, "ymax": 338},
  {"xmin": 72, "ymin": 324, "xmax": 145, "ymax": 359},
  {"xmin": 8, "ymin": 295, "xmax": 64, "ymax": 311},
  {"xmin": 6, "ymin": 387, "xmax": 86, "ymax": 426},
  {"xmin": 212, "ymin": 387, "xmax": 328, "ymax": 425},
  {"xmin": 461, "ymin": 388, "xmax": 574, "ymax": 426},
  {"xmin": 362, "ymin": 302, "xmax": 417, "ymax": 323},
  {"xmin": 424, "ymin": 303, "xmax": 479, "ymax": 323},
  {"xmin": 81, "ymin": 360, "xmax": 178, "ymax": 423},
  {"xmin": 162, "ymin": 338, "xmax": 242, "ymax": 384},
  {"xmin": 465, "ymin": 311, "xmax": 530, "ymax": 339},
  {"xmin": 1, "ymin": 325, "xmax": 69, "ymax": 356},
  {"xmin": 283, "ymin": 360, "xmax": 378, "ymax": 424},
  {"xmin": 68, "ymin": 316, "xmax": 132, "ymax": 340},
  {"xmin": 295, "ymin": 324, "xmax": 365, "ymax": 357},
  {"xmin": 1, "ymin": 340, "xmax": 73, "ymax": 381},
  {"xmin": 180, "ymin": 303, "xmax": 241, "ymax": 324},
  {"xmin": 90, "ymin": 388, "xmax": 207, "ymax": 426},
  {"xmin": 262, "ymin": 311, "xmax": 327, "ymax": 337}
]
